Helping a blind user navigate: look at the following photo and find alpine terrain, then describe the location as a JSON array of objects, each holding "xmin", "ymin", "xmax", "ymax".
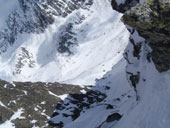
[{"xmin": 0, "ymin": 0, "xmax": 170, "ymax": 128}]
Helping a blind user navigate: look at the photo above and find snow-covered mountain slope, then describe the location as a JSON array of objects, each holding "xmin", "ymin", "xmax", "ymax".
[
  {"xmin": 49, "ymin": 25, "xmax": 170, "ymax": 128},
  {"xmin": 110, "ymin": 27, "xmax": 170, "ymax": 128},
  {"xmin": 0, "ymin": 0, "xmax": 129, "ymax": 86},
  {"xmin": 49, "ymin": 1, "xmax": 170, "ymax": 128},
  {"xmin": 50, "ymin": 58, "xmax": 136, "ymax": 128},
  {"xmin": 1, "ymin": 0, "xmax": 170, "ymax": 128},
  {"xmin": 0, "ymin": 0, "xmax": 19, "ymax": 29}
]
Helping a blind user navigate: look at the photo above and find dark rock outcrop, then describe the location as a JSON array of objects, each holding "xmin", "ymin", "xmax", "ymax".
[
  {"xmin": 0, "ymin": 79, "xmax": 107, "ymax": 128},
  {"xmin": 49, "ymin": 89, "xmax": 106, "ymax": 127},
  {"xmin": 0, "ymin": 79, "xmax": 84, "ymax": 127},
  {"xmin": 122, "ymin": 0, "xmax": 170, "ymax": 72},
  {"xmin": 111, "ymin": 0, "xmax": 139, "ymax": 13},
  {"xmin": 106, "ymin": 113, "xmax": 122, "ymax": 122}
]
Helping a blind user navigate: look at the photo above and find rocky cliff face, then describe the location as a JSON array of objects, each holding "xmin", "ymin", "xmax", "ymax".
[
  {"xmin": 112, "ymin": 0, "xmax": 170, "ymax": 72},
  {"xmin": 122, "ymin": 0, "xmax": 170, "ymax": 72},
  {"xmin": 108, "ymin": 1, "xmax": 170, "ymax": 128}
]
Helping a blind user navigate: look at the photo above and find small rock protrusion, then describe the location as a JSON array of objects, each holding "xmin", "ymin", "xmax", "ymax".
[{"xmin": 106, "ymin": 113, "xmax": 122, "ymax": 122}]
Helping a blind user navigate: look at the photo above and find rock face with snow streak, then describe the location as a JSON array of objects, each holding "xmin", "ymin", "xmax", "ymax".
[
  {"xmin": 107, "ymin": 1, "xmax": 170, "ymax": 128},
  {"xmin": 0, "ymin": 79, "xmax": 105, "ymax": 128},
  {"xmin": 123, "ymin": 0, "xmax": 170, "ymax": 72}
]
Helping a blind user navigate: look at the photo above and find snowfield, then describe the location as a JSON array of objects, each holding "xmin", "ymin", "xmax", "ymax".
[{"xmin": 0, "ymin": 0, "xmax": 129, "ymax": 86}]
